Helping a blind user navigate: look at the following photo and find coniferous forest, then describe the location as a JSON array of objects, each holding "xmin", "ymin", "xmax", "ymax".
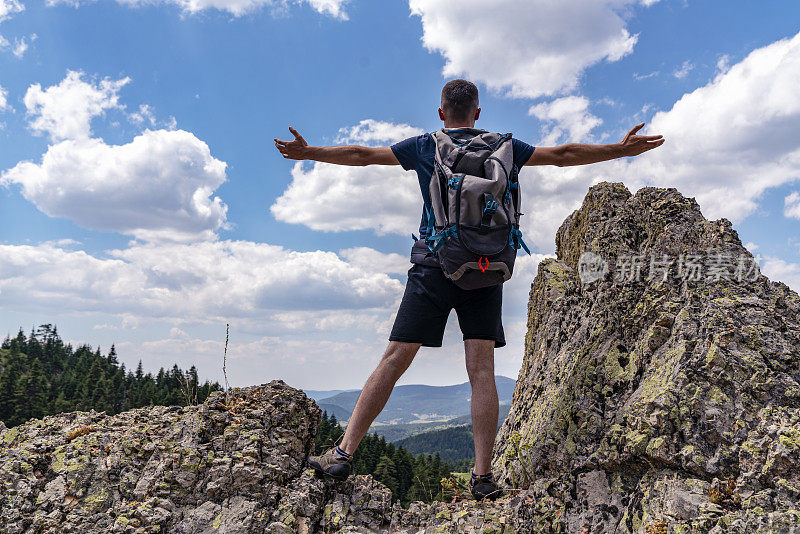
[{"xmin": 0, "ymin": 325, "xmax": 221, "ymax": 428}]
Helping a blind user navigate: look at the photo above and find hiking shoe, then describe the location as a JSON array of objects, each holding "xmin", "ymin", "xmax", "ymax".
[
  {"xmin": 470, "ymin": 472, "xmax": 504, "ymax": 501},
  {"xmin": 307, "ymin": 447, "xmax": 352, "ymax": 481}
]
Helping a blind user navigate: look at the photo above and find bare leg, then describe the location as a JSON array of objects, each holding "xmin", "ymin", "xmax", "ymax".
[
  {"xmin": 465, "ymin": 338, "xmax": 498, "ymax": 475},
  {"xmin": 339, "ymin": 341, "xmax": 421, "ymax": 455}
]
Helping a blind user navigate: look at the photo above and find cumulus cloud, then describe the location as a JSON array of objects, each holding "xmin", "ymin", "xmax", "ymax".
[
  {"xmin": 3, "ymin": 72, "xmax": 230, "ymax": 242},
  {"xmin": 632, "ymin": 30, "xmax": 800, "ymax": 222},
  {"xmin": 24, "ymin": 70, "xmax": 129, "ymax": 141},
  {"xmin": 0, "ymin": 240, "xmax": 403, "ymax": 324},
  {"xmin": 339, "ymin": 246, "xmax": 410, "ymax": 275},
  {"xmin": 785, "ymin": 192, "xmax": 800, "ymax": 220},
  {"xmin": 271, "ymin": 119, "xmax": 422, "ymax": 235},
  {"xmin": 409, "ymin": 0, "xmax": 657, "ymax": 99},
  {"xmin": 517, "ymin": 164, "xmax": 611, "ymax": 252},
  {"xmin": 512, "ymin": 30, "xmax": 800, "ymax": 253},
  {"xmin": 46, "ymin": 0, "xmax": 348, "ymax": 18},
  {"xmin": 274, "ymin": 32, "xmax": 800, "ymax": 255},
  {"xmin": 2, "ymin": 129, "xmax": 229, "ymax": 242},
  {"xmin": 272, "ymin": 162, "xmax": 420, "ymax": 234},
  {"xmin": 529, "ymin": 95, "xmax": 602, "ymax": 145},
  {"xmin": 334, "ymin": 119, "xmax": 423, "ymax": 146}
]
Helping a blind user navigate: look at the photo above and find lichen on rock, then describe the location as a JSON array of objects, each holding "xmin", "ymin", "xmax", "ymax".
[{"xmin": 492, "ymin": 182, "xmax": 800, "ymax": 533}]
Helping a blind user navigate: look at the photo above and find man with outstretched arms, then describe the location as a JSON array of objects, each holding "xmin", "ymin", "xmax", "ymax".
[{"xmin": 274, "ymin": 79, "xmax": 663, "ymax": 500}]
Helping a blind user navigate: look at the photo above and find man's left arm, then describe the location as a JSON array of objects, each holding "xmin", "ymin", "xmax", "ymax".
[{"xmin": 525, "ymin": 123, "xmax": 664, "ymax": 167}]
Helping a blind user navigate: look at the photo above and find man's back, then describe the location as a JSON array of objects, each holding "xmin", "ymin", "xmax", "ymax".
[{"xmin": 390, "ymin": 129, "xmax": 536, "ymax": 242}]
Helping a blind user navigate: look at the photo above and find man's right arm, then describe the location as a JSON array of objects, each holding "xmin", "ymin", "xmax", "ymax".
[{"xmin": 274, "ymin": 127, "xmax": 400, "ymax": 166}]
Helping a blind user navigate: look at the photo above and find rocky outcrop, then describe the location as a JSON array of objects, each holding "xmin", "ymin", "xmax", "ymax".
[
  {"xmin": 492, "ymin": 182, "xmax": 800, "ymax": 532},
  {"xmin": 1, "ymin": 382, "xmax": 327, "ymax": 533},
  {"xmin": 0, "ymin": 381, "xmax": 523, "ymax": 533},
  {"xmin": 2, "ymin": 183, "xmax": 799, "ymax": 533}
]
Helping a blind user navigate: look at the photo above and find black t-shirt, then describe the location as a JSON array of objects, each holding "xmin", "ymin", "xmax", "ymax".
[{"xmin": 391, "ymin": 131, "xmax": 535, "ymax": 238}]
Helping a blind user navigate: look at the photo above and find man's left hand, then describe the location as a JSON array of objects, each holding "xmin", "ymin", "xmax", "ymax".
[{"xmin": 619, "ymin": 123, "xmax": 664, "ymax": 156}]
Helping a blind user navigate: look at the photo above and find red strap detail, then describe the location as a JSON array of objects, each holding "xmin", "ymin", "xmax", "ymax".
[{"xmin": 478, "ymin": 257, "xmax": 489, "ymax": 272}]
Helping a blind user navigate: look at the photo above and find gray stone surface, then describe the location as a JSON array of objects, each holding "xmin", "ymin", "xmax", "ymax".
[{"xmin": 492, "ymin": 182, "xmax": 800, "ymax": 532}]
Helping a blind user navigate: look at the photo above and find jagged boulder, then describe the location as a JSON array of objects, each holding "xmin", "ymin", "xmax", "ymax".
[
  {"xmin": 0, "ymin": 382, "xmax": 403, "ymax": 533},
  {"xmin": 493, "ymin": 182, "xmax": 800, "ymax": 532},
  {"xmin": 0, "ymin": 381, "xmax": 520, "ymax": 533}
]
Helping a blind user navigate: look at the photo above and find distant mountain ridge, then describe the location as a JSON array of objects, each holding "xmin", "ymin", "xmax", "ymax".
[
  {"xmin": 307, "ymin": 376, "xmax": 515, "ymax": 426},
  {"xmin": 303, "ymin": 389, "xmax": 357, "ymax": 403}
]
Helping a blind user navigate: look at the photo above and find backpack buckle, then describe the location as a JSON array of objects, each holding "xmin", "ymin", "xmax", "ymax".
[{"xmin": 480, "ymin": 193, "xmax": 498, "ymax": 230}]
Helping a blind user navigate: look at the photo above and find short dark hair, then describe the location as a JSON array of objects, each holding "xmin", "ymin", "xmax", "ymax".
[{"xmin": 441, "ymin": 79, "xmax": 479, "ymax": 122}]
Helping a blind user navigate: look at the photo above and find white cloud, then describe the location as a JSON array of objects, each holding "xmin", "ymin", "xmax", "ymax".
[
  {"xmin": 4, "ymin": 72, "xmax": 229, "ymax": 242},
  {"xmin": 517, "ymin": 164, "xmax": 611, "ymax": 252},
  {"xmin": 273, "ymin": 32, "xmax": 800, "ymax": 256},
  {"xmin": 272, "ymin": 161, "xmax": 420, "ymax": 234},
  {"xmin": 11, "ymin": 33, "xmax": 34, "ymax": 58},
  {"xmin": 785, "ymin": 191, "xmax": 800, "ymax": 219},
  {"xmin": 128, "ymin": 103, "xmax": 176, "ymax": 130},
  {"xmin": 632, "ymin": 30, "xmax": 800, "ymax": 222},
  {"xmin": 0, "ymin": 0, "xmax": 23, "ymax": 52},
  {"xmin": 409, "ymin": 0, "xmax": 656, "ymax": 99},
  {"xmin": 339, "ymin": 246, "xmax": 410, "ymax": 275},
  {"xmin": 512, "ymin": 30, "xmax": 800, "ymax": 254},
  {"xmin": 529, "ymin": 95, "xmax": 602, "ymax": 145},
  {"xmin": 24, "ymin": 70, "xmax": 130, "ymax": 141},
  {"xmin": 672, "ymin": 60, "xmax": 694, "ymax": 79},
  {"xmin": 0, "ymin": 84, "xmax": 9, "ymax": 111},
  {"xmin": 0, "ymin": 0, "xmax": 22, "ymax": 21},
  {"xmin": 633, "ymin": 71, "xmax": 659, "ymax": 81},
  {"xmin": 0, "ymin": 240, "xmax": 403, "ymax": 324},
  {"xmin": 46, "ymin": 0, "xmax": 348, "ymax": 18},
  {"xmin": 716, "ymin": 54, "xmax": 731, "ymax": 74},
  {"xmin": 335, "ymin": 119, "xmax": 424, "ymax": 146},
  {"xmin": 129, "ymin": 104, "xmax": 156, "ymax": 126},
  {"xmin": 300, "ymin": 0, "xmax": 347, "ymax": 19},
  {"xmin": 0, "ymin": 237, "xmax": 409, "ymax": 389},
  {"xmin": 2, "ymin": 129, "xmax": 229, "ymax": 242},
  {"xmin": 271, "ymin": 119, "xmax": 423, "ymax": 235},
  {"xmin": 760, "ymin": 257, "xmax": 800, "ymax": 294}
]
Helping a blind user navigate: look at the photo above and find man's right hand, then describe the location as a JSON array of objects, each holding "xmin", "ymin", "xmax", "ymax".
[
  {"xmin": 274, "ymin": 126, "xmax": 400, "ymax": 166},
  {"xmin": 274, "ymin": 127, "xmax": 309, "ymax": 160}
]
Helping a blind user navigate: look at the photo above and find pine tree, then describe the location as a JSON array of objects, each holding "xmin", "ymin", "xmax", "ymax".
[{"xmin": 374, "ymin": 455, "xmax": 399, "ymax": 495}]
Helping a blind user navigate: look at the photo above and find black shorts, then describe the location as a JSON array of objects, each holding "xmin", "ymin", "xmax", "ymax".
[{"xmin": 389, "ymin": 264, "xmax": 505, "ymax": 348}]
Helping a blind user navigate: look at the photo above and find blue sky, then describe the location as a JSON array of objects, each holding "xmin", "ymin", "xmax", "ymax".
[{"xmin": 1, "ymin": 0, "xmax": 799, "ymax": 389}]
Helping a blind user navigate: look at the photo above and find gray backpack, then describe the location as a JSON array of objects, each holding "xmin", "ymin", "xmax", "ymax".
[{"xmin": 415, "ymin": 128, "xmax": 530, "ymax": 290}]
